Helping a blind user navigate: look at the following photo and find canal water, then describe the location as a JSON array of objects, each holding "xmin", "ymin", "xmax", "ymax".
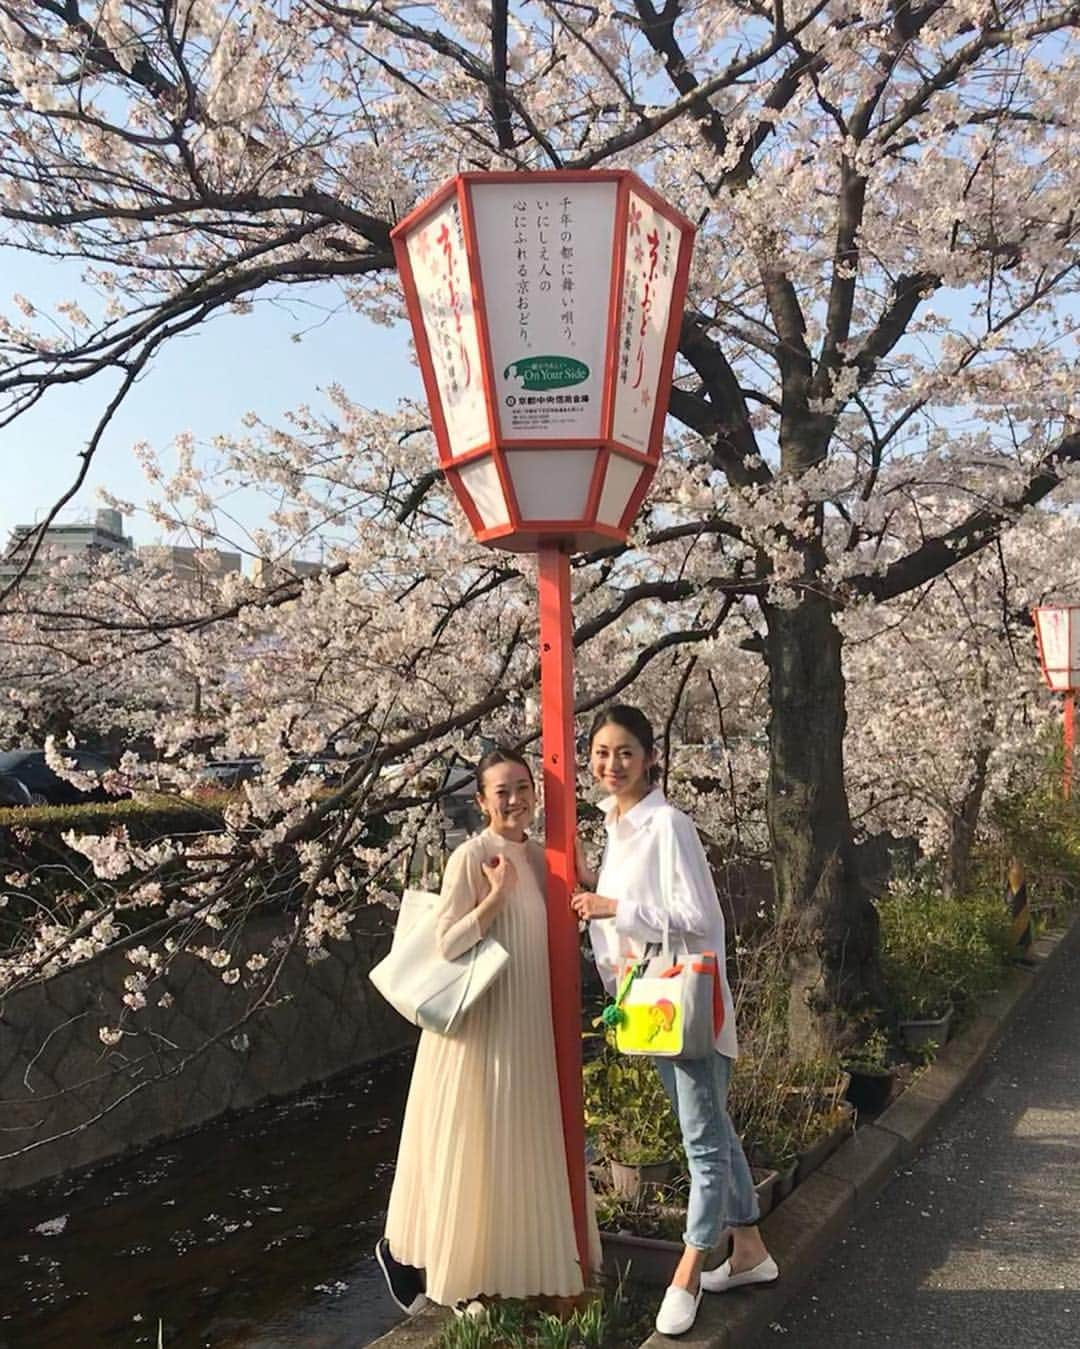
[{"xmin": 0, "ymin": 1050, "xmax": 415, "ymax": 1348}]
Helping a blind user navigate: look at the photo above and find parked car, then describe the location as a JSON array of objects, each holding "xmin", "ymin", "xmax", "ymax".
[
  {"xmin": 195, "ymin": 758, "xmax": 263, "ymax": 789},
  {"xmin": 0, "ymin": 748, "xmax": 123, "ymax": 807},
  {"xmin": 282, "ymin": 755, "xmax": 352, "ymax": 786}
]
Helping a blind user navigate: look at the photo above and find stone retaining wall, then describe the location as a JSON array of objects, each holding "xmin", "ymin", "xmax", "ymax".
[{"xmin": 0, "ymin": 910, "xmax": 416, "ymax": 1194}]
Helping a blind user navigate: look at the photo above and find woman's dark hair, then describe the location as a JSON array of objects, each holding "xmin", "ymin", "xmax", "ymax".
[
  {"xmin": 587, "ymin": 705, "xmax": 662, "ymax": 783},
  {"xmin": 475, "ymin": 747, "xmax": 535, "ymax": 795}
]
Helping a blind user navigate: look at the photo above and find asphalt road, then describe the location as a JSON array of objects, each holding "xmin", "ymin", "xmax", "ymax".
[{"xmin": 752, "ymin": 953, "xmax": 1080, "ymax": 1348}]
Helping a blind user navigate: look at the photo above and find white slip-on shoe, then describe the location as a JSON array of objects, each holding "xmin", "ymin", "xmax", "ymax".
[
  {"xmin": 655, "ymin": 1283, "xmax": 703, "ymax": 1336},
  {"xmin": 700, "ymin": 1254, "xmax": 779, "ymax": 1293}
]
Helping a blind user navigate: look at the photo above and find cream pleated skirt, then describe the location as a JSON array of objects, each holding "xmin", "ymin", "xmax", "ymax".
[{"xmin": 383, "ymin": 831, "xmax": 601, "ymax": 1305}]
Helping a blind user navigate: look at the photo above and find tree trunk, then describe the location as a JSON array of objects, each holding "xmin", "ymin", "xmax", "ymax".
[
  {"xmin": 942, "ymin": 741, "xmax": 991, "ymax": 900},
  {"xmin": 764, "ymin": 593, "xmax": 883, "ymax": 1056}
]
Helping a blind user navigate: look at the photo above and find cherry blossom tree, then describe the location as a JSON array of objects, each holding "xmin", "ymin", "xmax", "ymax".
[
  {"xmin": 842, "ymin": 510, "xmax": 1080, "ymax": 899},
  {"xmin": 2, "ymin": 0, "xmax": 1079, "ymax": 1052}
]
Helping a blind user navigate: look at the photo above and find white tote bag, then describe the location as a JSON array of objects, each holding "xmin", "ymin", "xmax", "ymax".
[{"xmin": 369, "ymin": 888, "xmax": 509, "ymax": 1034}]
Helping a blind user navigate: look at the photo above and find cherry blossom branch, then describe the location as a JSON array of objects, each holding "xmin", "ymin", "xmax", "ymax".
[
  {"xmin": 874, "ymin": 5, "xmax": 1080, "ymax": 146},
  {"xmin": 851, "ymin": 430, "xmax": 1080, "ymax": 603},
  {"xmin": 567, "ymin": 0, "xmax": 830, "ymax": 169}
]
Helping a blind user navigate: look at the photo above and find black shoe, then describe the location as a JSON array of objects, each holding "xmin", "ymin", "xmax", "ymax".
[{"xmin": 375, "ymin": 1237, "xmax": 427, "ymax": 1315}]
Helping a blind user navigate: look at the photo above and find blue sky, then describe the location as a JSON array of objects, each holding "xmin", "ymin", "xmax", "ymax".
[{"xmin": 0, "ymin": 249, "xmax": 420, "ymax": 549}]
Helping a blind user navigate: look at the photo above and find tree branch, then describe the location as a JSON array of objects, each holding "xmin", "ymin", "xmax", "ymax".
[{"xmin": 850, "ymin": 431, "xmax": 1080, "ymax": 603}]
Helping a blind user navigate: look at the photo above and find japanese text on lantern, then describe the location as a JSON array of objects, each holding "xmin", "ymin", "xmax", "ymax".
[
  {"xmin": 514, "ymin": 198, "xmax": 530, "ymax": 346},
  {"xmin": 469, "ymin": 179, "xmax": 617, "ymax": 441},
  {"xmin": 612, "ymin": 193, "xmax": 679, "ymax": 452},
  {"xmin": 560, "ymin": 196, "xmax": 575, "ymax": 344},
  {"xmin": 537, "ymin": 198, "xmax": 552, "ymax": 297},
  {"xmin": 406, "ymin": 195, "xmax": 490, "ymax": 459}
]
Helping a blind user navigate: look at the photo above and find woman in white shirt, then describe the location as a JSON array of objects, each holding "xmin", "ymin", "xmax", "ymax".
[{"xmin": 572, "ymin": 705, "xmax": 777, "ymax": 1338}]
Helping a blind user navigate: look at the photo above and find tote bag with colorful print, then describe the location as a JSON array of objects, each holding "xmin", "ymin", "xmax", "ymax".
[{"xmin": 607, "ymin": 818, "xmax": 725, "ymax": 1059}]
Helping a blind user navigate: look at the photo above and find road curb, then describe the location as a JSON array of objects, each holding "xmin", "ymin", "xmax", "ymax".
[{"xmin": 640, "ymin": 914, "xmax": 1080, "ymax": 1349}]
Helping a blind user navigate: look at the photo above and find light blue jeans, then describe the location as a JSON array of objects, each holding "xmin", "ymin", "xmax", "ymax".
[{"xmin": 653, "ymin": 1052, "xmax": 759, "ymax": 1251}]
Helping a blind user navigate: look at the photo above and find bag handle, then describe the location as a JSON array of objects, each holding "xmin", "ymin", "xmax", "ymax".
[
  {"xmin": 657, "ymin": 813, "xmax": 689, "ymax": 961},
  {"xmin": 444, "ymin": 872, "xmax": 483, "ymax": 1033},
  {"xmin": 444, "ymin": 941, "xmax": 478, "ymax": 1033}
]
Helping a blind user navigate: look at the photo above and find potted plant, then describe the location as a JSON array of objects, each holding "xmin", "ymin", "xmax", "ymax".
[
  {"xmin": 729, "ymin": 1051, "xmax": 804, "ymax": 1202},
  {"xmin": 842, "ymin": 1028, "xmax": 896, "ymax": 1115},
  {"xmin": 607, "ymin": 1141, "xmax": 678, "ymax": 1198},
  {"xmin": 878, "ymin": 884, "xmax": 1013, "ymax": 1050},
  {"xmin": 780, "ymin": 1054, "xmax": 851, "ymax": 1107},
  {"xmin": 596, "ymin": 1187, "xmax": 685, "ymax": 1286},
  {"xmin": 792, "ymin": 1100, "xmax": 855, "ymax": 1185},
  {"xmin": 584, "ymin": 1042, "xmax": 682, "ymax": 1199},
  {"xmin": 885, "ymin": 955, "xmax": 955, "ymax": 1049},
  {"xmin": 897, "ymin": 1001, "xmax": 954, "ymax": 1052},
  {"xmin": 745, "ymin": 1119, "xmax": 799, "ymax": 1202},
  {"xmin": 762, "ymin": 1053, "xmax": 854, "ymax": 1186}
]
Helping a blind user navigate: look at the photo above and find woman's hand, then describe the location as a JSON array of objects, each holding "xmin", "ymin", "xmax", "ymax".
[
  {"xmin": 476, "ymin": 854, "xmax": 515, "ymax": 929},
  {"xmin": 481, "ymin": 854, "xmax": 516, "ymax": 895},
  {"xmin": 570, "ymin": 891, "xmax": 618, "ymax": 921}
]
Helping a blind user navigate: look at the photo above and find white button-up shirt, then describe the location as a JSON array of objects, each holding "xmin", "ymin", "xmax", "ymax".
[{"xmin": 588, "ymin": 787, "xmax": 738, "ymax": 1059}]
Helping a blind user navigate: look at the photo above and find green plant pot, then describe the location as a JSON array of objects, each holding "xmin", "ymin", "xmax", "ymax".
[
  {"xmin": 898, "ymin": 1003, "xmax": 954, "ymax": 1051},
  {"xmin": 608, "ymin": 1158, "xmax": 677, "ymax": 1199}
]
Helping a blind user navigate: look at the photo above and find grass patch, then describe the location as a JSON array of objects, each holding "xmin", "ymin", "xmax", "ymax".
[
  {"xmin": 0, "ymin": 794, "xmax": 222, "ymax": 833},
  {"xmin": 435, "ymin": 1276, "xmax": 652, "ymax": 1349}
]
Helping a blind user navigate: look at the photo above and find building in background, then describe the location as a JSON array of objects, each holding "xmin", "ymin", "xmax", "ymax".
[
  {"xmin": 138, "ymin": 544, "xmax": 242, "ymax": 581},
  {"xmin": 0, "ymin": 508, "xmax": 134, "ymax": 585},
  {"xmin": 251, "ymin": 556, "xmax": 328, "ymax": 588},
  {"xmin": 3, "ymin": 507, "xmax": 325, "ymax": 591}
]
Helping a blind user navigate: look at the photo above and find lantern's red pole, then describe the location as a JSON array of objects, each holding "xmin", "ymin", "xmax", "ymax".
[
  {"xmin": 537, "ymin": 544, "xmax": 589, "ymax": 1276},
  {"xmin": 1065, "ymin": 690, "xmax": 1075, "ymax": 800}
]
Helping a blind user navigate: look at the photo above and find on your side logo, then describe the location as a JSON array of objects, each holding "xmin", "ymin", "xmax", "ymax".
[{"xmin": 504, "ymin": 355, "xmax": 588, "ymax": 391}]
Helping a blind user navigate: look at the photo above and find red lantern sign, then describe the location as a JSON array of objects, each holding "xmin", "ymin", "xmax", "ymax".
[
  {"xmin": 1033, "ymin": 604, "xmax": 1080, "ymax": 691},
  {"xmin": 1033, "ymin": 603, "xmax": 1080, "ymax": 798},
  {"xmin": 391, "ymin": 171, "xmax": 695, "ymax": 553}
]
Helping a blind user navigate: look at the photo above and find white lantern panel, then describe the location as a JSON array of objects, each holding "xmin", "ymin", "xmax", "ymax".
[
  {"xmin": 458, "ymin": 457, "xmax": 509, "ymax": 529},
  {"xmin": 612, "ymin": 192, "xmax": 682, "ymax": 452},
  {"xmin": 508, "ymin": 449, "xmax": 597, "ymax": 521},
  {"xmin": 468, "ymin": 181, "xmax": 617, "ymax": 442},
  {"xmin": 597, "ymin": 454, "xmax": 644, "ymax": 528},
  {"xmin": 406, "ymin": 196, "xmax": 491, "ymax": 458},
  {"xmin": 1036, "ymin": 607, "xmax": 1080, "ymax": 691}
]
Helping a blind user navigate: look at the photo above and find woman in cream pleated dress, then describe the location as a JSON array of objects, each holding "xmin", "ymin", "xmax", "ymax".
[{"xmin": 378, "ymin": 748, "xmax": 601, "ymax": 1312}]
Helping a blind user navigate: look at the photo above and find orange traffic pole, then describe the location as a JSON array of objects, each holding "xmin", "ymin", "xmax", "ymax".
[
  {"xmin": 1065, "ymin": 690, "xmax": 1075, "ymax": 800},
  {"xmin": 537, "ymin": 544, "xmax": 589, "ymax": 1276}
]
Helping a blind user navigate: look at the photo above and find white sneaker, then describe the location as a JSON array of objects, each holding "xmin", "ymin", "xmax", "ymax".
[
  {"xmin": 655, "ymin": 1283, "xmax": 703, "ymax": 1336},
  {"xmin": 700, "ymin": 1254, "xmax": 779, "ymax": 1293}
]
